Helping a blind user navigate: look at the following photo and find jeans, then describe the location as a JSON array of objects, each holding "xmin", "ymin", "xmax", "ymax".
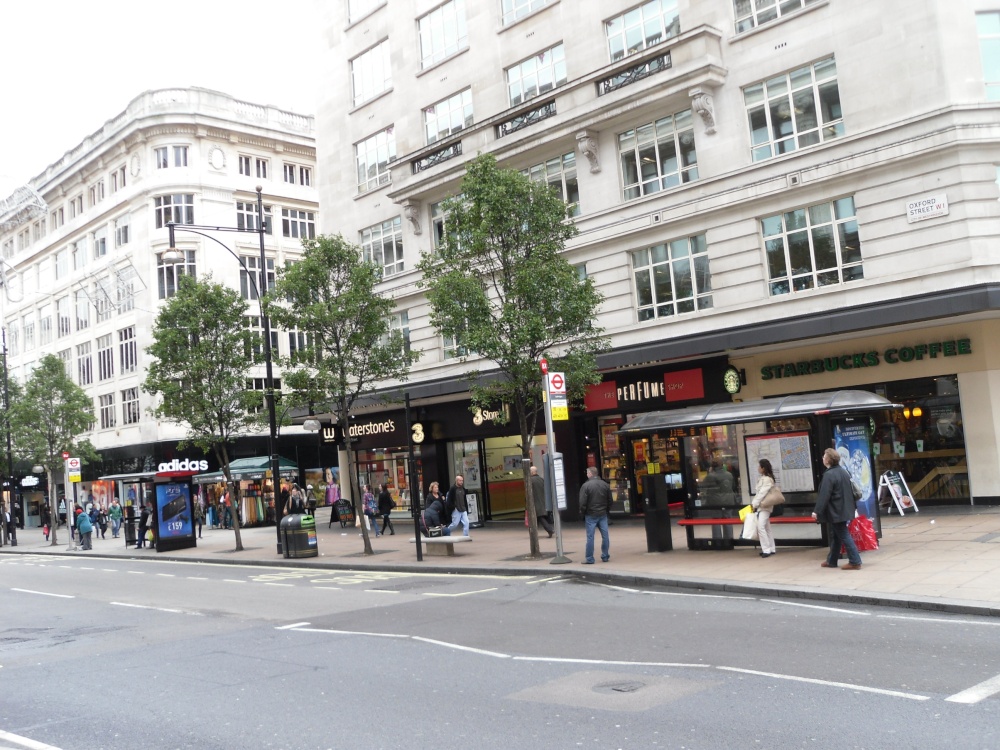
[
  {"xmin": 584, "ymin": 514, "xmax": 610, "ymax": 563},
  {"xmin": 366, "ymin": 511, "xmax": 380, "ymax": 536},
  {"xmin": 757, "ymin": 509, "xmax": 775, "ymax": 554},
  {"xmin": 827, "ymin": 521, "xmax": 862, "ymax": 566},
  {"xmin": 111, "ymin": 518, "xmax": 122, "ymax": 537},
  {"xmin": 81, "ymin": 531, "xmax": 92, "ymax": 550},
  {"xmin": 446, "ymin": 509, "xmax": 470, "ymax": 536}
]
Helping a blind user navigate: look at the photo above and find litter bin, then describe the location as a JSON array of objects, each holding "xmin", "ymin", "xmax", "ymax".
[
  {"xmin": 643, "ymin": 494, "xmax": 673, "ymax": 552},
  {"xmin": 334, "ymin": 499, "xmax": 355, "ymax": 528},
  {"xmin": 281, "ymin": 514, "xmax": 319, "ymax": 559}
]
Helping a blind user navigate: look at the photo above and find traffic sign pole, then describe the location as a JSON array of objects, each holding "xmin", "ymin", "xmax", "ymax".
[{"xmin": 541, "ymin": 362, "xmax": 571, "ymax": 564}]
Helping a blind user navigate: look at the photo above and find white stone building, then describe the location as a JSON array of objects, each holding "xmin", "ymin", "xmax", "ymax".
[
  {"xmin": 0, "ymin": 88, "xmax": 318, "ymax": 519},
  {"xmin": 319, "ymin": 0, "xmax": 1000, "ymax": 518}
]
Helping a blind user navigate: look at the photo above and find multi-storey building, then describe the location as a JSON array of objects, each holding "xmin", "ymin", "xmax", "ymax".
[
  {"xmin": 0, "ymin": 88, "xmax": 318, "ymax": 524},
  {"xmin": 317, "ymin": 0, "xmax": 1000, "ymax": 520}
]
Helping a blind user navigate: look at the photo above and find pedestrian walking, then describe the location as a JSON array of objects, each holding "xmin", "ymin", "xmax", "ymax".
[
  {"xmin": 109, "ymin": 498, "xmax": 123, "ymax": 538},
  {"xmin": 76, "ymin": 508, "xmax": 94, "ymax": 550},
  {"xmin": 445, "ymin": 474, "xmax": 471, "ymax": 537},
  {"xmin": 363, "ymin": 485, "xmax": 380, "ymax": 536},
  {"xmin": 530, "ymin": 465, "xmax": 553, "ymax": 537},
  {"xmin": 579, "ymin": 466, "xmax": 611, "ymax": 564},
  {"xmin": 135, "ymin": 504, "xmax": 151, "ymax": 549},
  {"xmin": 193, "ymin": 495, "xmax": 203, "ymax": 538},
  {"xmin": 751, "ymin": 459, "xmax": 782, "ymax": 557},
  {"xmin": 97, "ymin": 505, "xmax": 109, "ymax": 539},
  {"xmin": 377, "ymin": 483, "xmax": 395, "ymax": 535},
  {"xmin": 812, "ymin": 447, "xmax": 863, "ymax": 570}
]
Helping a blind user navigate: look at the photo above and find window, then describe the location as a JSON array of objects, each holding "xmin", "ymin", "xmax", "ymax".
[
  {"xmin": 443, "ymin": 332, "xmax": 467, "ymax": 359},
  {"xmin": 236, "ymin": 201, "xmax": 273, "ymax": 234},
  {"xmin": 72, "ymin": 239, "xmax": 87, "ymax": 271},
  {"xmin": 17, "ymin": 229, "xmax": 28, "ymax": 251},
  {"xmin": 761, "ymin": 196, "xmax": 863, "ymax": 296},
  {"xmin": 7, "ymin": 321, "xmax": 18, "ymax": 356},
  {"xmin": 155, "ymin": 145, "xmax": 188, "ymax": 168},
  {"xmin": 38, "ymin": 304, "xmax": 53, "ymax": 345},
  {"xmin": 1, "ymin": 238, "xmax": 12, "ymax": 259},
  {"xmin": 418, "ymin": 0, "xmax": 468, "ymax": 69},
  {"xmin": 93, "ymin": 227, "xmax": 107, "ymax": 259},
  {"xmin": 431, "ymin": 200, "xmax": 450, "ymax": 248},
  {"xmin": 115, "ymin": 214, "xmax": 130, "ymax": 247},
  {"xmin": 502, "ymin": 0, "xmax": 550, "ymax": 25},
  {"xmin": 51, "ymin": 207, "xmax": 64, "ymax": 230},
  {"xmin": 97, "ymin": 334, "xmax": 114, "ymax": 381},
  {"xmin": 283, "ymin": 163, "xmax": 312, "ymax": 186},
  {"xmin": 122, "ymin": 387, "xmax": 140, "ymax": 425},
  {"xmin": 745, "ymin": 57, "xmax": 843, "ymax": 162},
  {"xmin": 256, "ymin": 158, "xmax": 269, "ymax": 179},
  {"xmin": 76, "ymin": 289, "xmax": 91, "ymax": 331},
  {"xmin": 244, "ymin": 319, "xmax": 279, "ymax": 360},
  {"xmin": 95, "ymin": 279, "xmax": 114, "ymax": 323},
  {"xmin": 525, "ymin": 152, "xmax": 580, "ymax": 217},
  {"xmin": 110, "ymin": 165, "xmax": 126, "ymax": 193},
  {"xmin": 239, "ymin": 155, "xmax": 252, "ymax": 176},
  {"xmin": 99, "ymin": 393, "xmax": 116, "ymax": 430},
  {"xmin": 735, "ymin": 0, "xmax": 820, "ymax": 33},
  {"xmin": 117, "ymin": 272, "xmax": 136, "ymax": 314},
  {"xmin": 118, "ymin": 326, "xmax": 137, "ymax": 373},
  {"xmin": 349, "ymin": 0, "xmax": 382, "ymax": 21},
  {"xmin": 69, "ymin": 195, "xmax": 83, "ymax": 218},
  {"xmin": 55, "ymin": 247, "xmax": 70, "ymax": 278},
  {"xmin": 618, "ymin": 110, "xmax": 698, "ymax": 200},
  {"xmin": 89, "ymin": 180, "xmax": 104, "ymax": 206},
  {"xmin": 355, "ymin": 127, "xmax": 396, "ymax": 192},
  {"xmin": 239, "ymin": 255, "xmax": 276, "ymax": 300},
  {"xmin": 77, "ymin": 342, "xmax": 93, "ymax": 386},
  {"xmin": 506, "ymin": 44, "xmax": 566, "ymax": 107},
  {"xmin": 605, "ymin": 0, "xmax": 679, "ymax": 62},
  {"xmin": 157, "ymin": 250, "xmax": 196, "ymax": 299},
  {"xmin": 281, "ymin": 209, "xmax": 316, "ymax": 239},
  {"xmin": 424, "ymin": 89, "xmax": 473, "ymax": 146},
  {"xmin": 361, "ymin": 216, "xmax": 404, "ymax": 276},
  {"xmin": 287, "ymin": 330, "xmax": 312, "ymax": 363},
  {"xmin": 299, "ymin": 166, "xmax": 311, "ymax": 186},
  {"xmin": 245, "ymin": 377, "xmax": 282, "ymax": 413},
  {"xmin": 56, "ymin": 296, "xmax": 72, "ymax": 337},
  {"xmin": 351, "ymin": 39, "xmax": 392, "ymax": 107},
  {"xmin": 22, "ymin": 313, "xmax": 35, "ymax": 350},
  {"xmin": 154, "ymin": 194, "xmax": 195, "ymax": 228},
  {"xmin": 57, "ymin": 348, "xmax": 72, "ymax": 375},
  {"xmin": 283, "ymin": 164, "xmax": 296, "ymax": 183},
  {"xmin": 385, "ymin": 311, "xmax": 411, "ymax": 355},
  {"xmin": 978, "ymin": 12, "xmax": 1000, "ymax": 100},
  {"xmin": 32, "ymin": 220, "xmax": 45, "ymax": 242},
  {"xmin": 632, "ymin": 234, "xmax": 712, "ymax": 321}
]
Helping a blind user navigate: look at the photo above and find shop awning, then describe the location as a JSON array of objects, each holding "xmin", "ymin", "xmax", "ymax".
[
  {"xmin": 98, "ymin": 471, "xmax": 158, "ymax": 483},
  {"xmin": 619, "ymin": 390, "xmax": 900, "ymax": 434},
  {"xmin": 192, "ymin": 456, "xmax": 298, "ymax": 484}
]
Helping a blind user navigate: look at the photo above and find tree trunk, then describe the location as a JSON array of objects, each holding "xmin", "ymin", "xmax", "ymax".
[
  {"xmin": 521, "ymin": 401, "xmax": 541, "ymax": 558},
  {"xmin": 48, "ymin": 470, "xmax": 59, "ymax": 546},
  {"xmin": 231, "ymin": 480, "xmax": 244, "ymax": 552},
  {"xmin": 341, "ymin": 401, "xmax": 373, "ymax": 555}
]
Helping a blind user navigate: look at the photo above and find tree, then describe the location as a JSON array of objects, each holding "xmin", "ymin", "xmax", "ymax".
[
  {"xmin": 269, "ymin": 234, "xmax": 419, "ymax": 555},
  {"xmin": 142, "ymin": 275, "xmax": 265, "ymax": 552},
  {"xmin": 11, "ymin": 354, "xmax": 98, "ymax": 546},
  {"xmin": 0, "ymin": 357, "xmax": 22, "ymax": 480},
  {"xmin": 416, "ymin": 153, "xmax": 607, "ymax": 558}
]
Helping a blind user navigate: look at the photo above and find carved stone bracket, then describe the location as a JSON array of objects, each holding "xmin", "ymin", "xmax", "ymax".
[
  {"xmin": 576, "ymin": 130, "xmax": 601, "ymax": 174},
  {"xmin": 402, "ymin": 199, "xmax": 422, "ymax": 235},
  {"xmin": 689, "ymin": 87, "xmax": 716, "ymax": 135}
]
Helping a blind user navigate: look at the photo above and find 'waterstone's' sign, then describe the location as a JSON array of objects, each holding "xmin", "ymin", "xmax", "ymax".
[{"xmin": 761, "ymin": 338, "xmax": 972, "ymax": 381}]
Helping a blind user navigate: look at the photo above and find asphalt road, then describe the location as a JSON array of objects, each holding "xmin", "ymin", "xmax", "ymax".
[{"xmin": 0, "ymin": 554, "xmax": 998, "ymax": 749}]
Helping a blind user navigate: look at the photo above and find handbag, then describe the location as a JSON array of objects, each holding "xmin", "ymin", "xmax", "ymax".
[
  {"xmin": 767, "ymin": 487, "xmax": 786, "ymax": 517},
  {"xmin": 741, "ymin": 512, "xmax": 759, "ymax": 541}
]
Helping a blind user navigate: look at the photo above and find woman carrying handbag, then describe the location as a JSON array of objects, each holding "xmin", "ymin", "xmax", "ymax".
[{"xmin": 751, "ymin": 459, "xmax": 784, "ymax": 558}]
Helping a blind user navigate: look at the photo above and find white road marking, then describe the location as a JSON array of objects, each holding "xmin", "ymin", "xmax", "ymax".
[
  {"xmin": 312, "ymin": 586, "xmax": 341, "ymax": 591},
  {"xmin": 761, "ymin": 599, "xmax": 872, "ymax": 616},
  {"xmin": 186, "ymin": 577, "xmax": 209, "ymax": 581},
  {"xmin": 644, "ymin": 591, "xmax": 755, "ymax": 600},
  {"xmin": 0, "ymin": 728, "xmax": 63, "ymax": 749},
  {"xmin": 877, "ymin": 614, "xmax": 1000, "ymax": 627},
  {"xmin": 276, "ymin": 622, "xmax": 311, "ymax": 630},
  {"xmin": 101, "ymin": 569, "xmax": 117, "ymax": 572},
  {"xmin": 222, "ymin": 579, "xmax": 246, "ymax": 583},
  {"xmin": 423, "ymin": 587, "xmax": 497, "ymax": 597},
  {"xmin": 263, "ymin": 583, "xmax": 294, "ymax": 587},
  {"xmin": 513, "ymin": 656, "xmax": 710, "ymax": 669},
  {"xmin": 945, "ymin": 673, "xmax": 1000, "ymax": 704},
  {"xmin": 527, "ymin": 576, "xmax": 566, "ymax": 585},
  {"xmin": 412, "ymin": 636, "xmax": 511, "ymax": 658},
  {"xmin": 11, "ymin": 588, "xmax": 73, "ymax": 599},
  {"xmin": 127, "ymin": 571, "xmax": 144, "ymax": 575},
  {"xmin": 294, "ymin": 627, "xmax": 409, "ymax": 639},
  {"xmin": 364, "ymin": 589, "xmax": 400, "ymax": 594},
  {"xmin": 717, "ymin": 666, "xmax": 929, "ymax": 701},
  {"xmin": 110, "ymin": 602, "xmax": 201, "ymax": 616},
  {"xmin": 156, "ymin": 573, "xmax": 175, "ymax": 577}
]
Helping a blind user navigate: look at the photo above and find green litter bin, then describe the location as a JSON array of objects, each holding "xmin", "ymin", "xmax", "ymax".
[{"xmin": 280, "ymin": 513, "xmax": 318, "ymax": 558}]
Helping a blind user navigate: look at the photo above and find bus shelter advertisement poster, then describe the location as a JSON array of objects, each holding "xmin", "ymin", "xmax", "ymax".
[
  {"xmin": 156, "ymin": 483, "xmax": 193, "ymax": 540},
  {"xmin": 833, "ymin": 421, "xmax": 875, "ymax": 518}
]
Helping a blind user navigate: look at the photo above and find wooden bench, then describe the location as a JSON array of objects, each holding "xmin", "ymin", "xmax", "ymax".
[
  {"xmin": 410, "ymin": 535, "xmax": 473, "ymax": 556},
  {"xmin": 677, "ymin": 516, "xmax": 818, "ymax": 550}
]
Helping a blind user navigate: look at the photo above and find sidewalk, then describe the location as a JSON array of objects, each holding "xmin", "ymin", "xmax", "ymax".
[{"xmin": 4, "ymin": 505, "xmax": 1000, "ymax": 616}]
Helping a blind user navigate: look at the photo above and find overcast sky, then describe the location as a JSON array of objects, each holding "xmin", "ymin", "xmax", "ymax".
[{"xmin": 0, "ymin": 0, "xmax": 321, "ymax": 197}]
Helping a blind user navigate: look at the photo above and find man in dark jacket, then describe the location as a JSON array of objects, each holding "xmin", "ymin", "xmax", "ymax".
[
  {"xmin": 135, "ymin": 504, "xmax": 152, "ymax": 549},
  {"xmin": 579, "ymin": 466, "xmax": 611, "ymax": 564},
  {"xmin": 530, "ymin": 466, "xmax": 553, "ymax": 537},
  {"xmin": 445, "ymin": 475, "xmax": 470, "ymax": 537},
  {"xmin": 812, "ymin": 447, "xmax": 863, "ymax": 570}
]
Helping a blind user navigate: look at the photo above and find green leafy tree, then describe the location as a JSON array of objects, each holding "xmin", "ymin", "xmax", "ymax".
[
  {"xmin": 11, "ymin": 354, "xmax": 98, "ymax": 546},
  {"xmin": 0, "ymin": 357, "xmax": 22, "ymax": 480},
  {"xmin": 142, "ymin": 275, "xmax": 265, "ymax": 552},
  {"xmin": 417, "ymin": 153, "xmax": 607, "ymax": 558},
  {"xmin": 269, "ymin": 234, "xmax": 419, "ymax": 555}
]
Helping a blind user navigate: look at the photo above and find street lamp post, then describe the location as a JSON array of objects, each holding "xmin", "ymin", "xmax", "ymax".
[{"xmin": 165, "ymin": 186, "xmax": 284, "ymax": 555}]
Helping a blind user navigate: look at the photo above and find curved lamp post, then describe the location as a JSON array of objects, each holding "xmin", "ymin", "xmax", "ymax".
[{"xmin": 164, "ymin": 187, "xmax": 284, "ymax": 555}]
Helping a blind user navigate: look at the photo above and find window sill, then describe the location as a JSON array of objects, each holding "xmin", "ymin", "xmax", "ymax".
[
  {"xmin": 729, "ymin": 0, "xmax": 829, "ymax": 42},
  {"xmin": 416, "ymin": 46, "xmax": 470, "ymax": 79},
  {"xmin": 354, "ymin": 181, "xmax": 393, "ymax": 201},
  {"xmin": 349, "ymin": 86, "xmax": 394, "ymax": 116}
]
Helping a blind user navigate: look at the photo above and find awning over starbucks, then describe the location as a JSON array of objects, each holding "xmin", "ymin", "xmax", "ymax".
[
  {"xmin": 619, "ymin": 390, "xmax": 900, "ymax": 434},
  {"xmin": 192, "ymin": 456, "xmax": 298, "ymax": 484}
]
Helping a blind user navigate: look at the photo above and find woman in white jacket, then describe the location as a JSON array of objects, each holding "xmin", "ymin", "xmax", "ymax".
[{"xmin": 751, "ymin": 458, "xmax": 782, "ymax": 557}]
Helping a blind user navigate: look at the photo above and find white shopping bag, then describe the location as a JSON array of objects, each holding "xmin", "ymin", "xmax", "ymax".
[{"xmin": 741, "ymin": 512, "xmax": 759, "ymax": 541}]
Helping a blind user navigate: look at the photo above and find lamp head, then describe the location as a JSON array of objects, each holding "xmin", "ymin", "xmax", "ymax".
[
  {"xmin": 161, "ymin": 247, "xmax": 185, "ymax": 265},
  {"xmin": 303, "ymin": 418, "xmax": 322, "ymax": 432}
]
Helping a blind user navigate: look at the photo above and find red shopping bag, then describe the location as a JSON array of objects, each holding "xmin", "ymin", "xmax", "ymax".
[{"xmin": 846, "ymin": 514, "xmax": 879, "ymax": 552}]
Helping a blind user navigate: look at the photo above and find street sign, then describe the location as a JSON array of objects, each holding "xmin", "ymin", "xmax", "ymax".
[
  {"xmin": 548, "ymin": 452, "xmax": 567, "ymax": 510},
  {"xmin": 539, "ymin": 358, "xmax": 548, "ymax": 374},
  {"xmin": 547, "ymin": 372, "xmax": 566, "ymax": 395},
  {"xmin": 62, "ymin": 451, "xmax": 70, "ymax": 460},
  {"xmin": 67, "ymin": 457, "xmax": 81, "ymax": 471},
  {"xmin": 550, "ymin": 395, "xmax": 568, "ymax": 421}
]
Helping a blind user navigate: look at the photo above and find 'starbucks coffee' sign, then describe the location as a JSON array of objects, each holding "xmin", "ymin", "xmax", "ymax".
[{"xmin": 761, "ymin": 338, "xmax": 971, "ymax": 381}]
